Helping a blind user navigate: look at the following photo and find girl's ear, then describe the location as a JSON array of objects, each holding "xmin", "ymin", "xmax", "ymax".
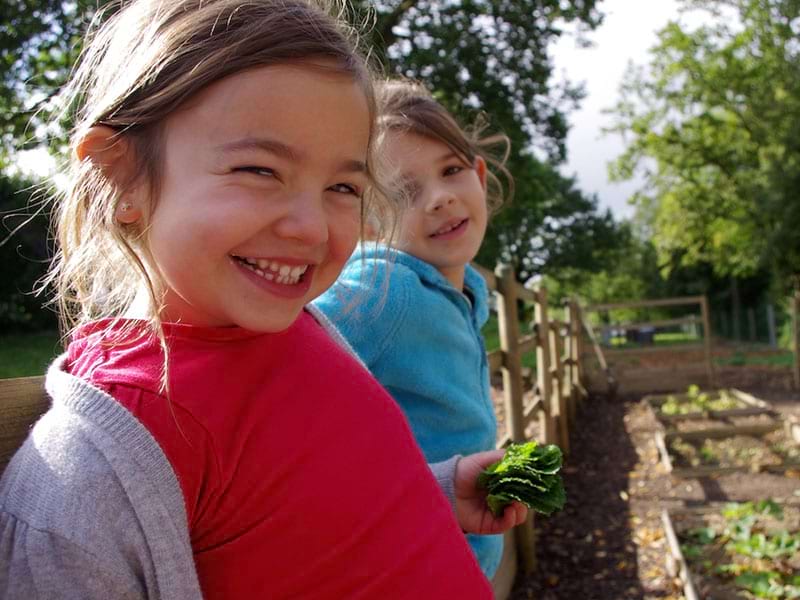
[
  {"xmin": 474, "ymin": 155, "xmax": 488, "ymax": 192},
  {"xmin": 75, "ymin": 125, "xmax": 130, "ymax": 173},
  {"xmin": 75, "ymin": 126, "xmax": 143, "ymax": 224}
]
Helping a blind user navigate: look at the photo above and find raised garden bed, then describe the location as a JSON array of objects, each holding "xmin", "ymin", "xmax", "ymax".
[
  {"xmin": 656, "ymin": 424, "xmax": 800, "ymax": 479},
  {"xmin": 663, "ymin": 500, "xmax": 800, "ymax": 600},
  {"xmin": 645, "ymin": 388, "xmax": 774, "ymax": 426}
]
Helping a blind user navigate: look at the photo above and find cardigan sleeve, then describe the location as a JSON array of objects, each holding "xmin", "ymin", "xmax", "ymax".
[
  {"xmin": 0, "ymin": 434, "xmax": 150, "ymax": 599},
  {"xmin": 312, "ymin": 257, "xmax": 412, "ymax": 368},
  {"xmin": 0, "ymin": 513, "xmax": 145, "ymax": 599},
  {"xmin": 0, "ymin": 403, "xmax": 202, "ymax": 600}
]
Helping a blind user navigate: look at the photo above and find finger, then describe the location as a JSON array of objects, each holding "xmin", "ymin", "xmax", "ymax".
[
  {"xmin": 513, "ymin": 503, "xmax": 528, "ymax": 526},
  {"xmin": 472, "ymin": 448, "xmax": 505, "ymax": 468}
]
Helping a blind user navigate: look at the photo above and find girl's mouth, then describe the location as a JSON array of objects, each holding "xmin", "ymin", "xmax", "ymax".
[
  {"xmin": 430, "ymin": 218, "xmax": 468, "ymax": 239},
  {"xmin": 231, "ymin": 255, "xmax": 309, "ymax": 286}
]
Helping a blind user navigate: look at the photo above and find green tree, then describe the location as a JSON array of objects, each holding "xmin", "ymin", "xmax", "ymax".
[
  {"xmin": 0, "ymin": 173, "xmax": 56, "ymax": 331},
  {"xmin": 608, "ymin": 0, "xmax": 800, "ymax": 292},
  {"xmin": 0, "ymin": 1, "xmax": 100, "ymax": 166},
  {"xmin": 358, "ymin": 0, "xmax": 602, "ymax": 162},
  {"xmin": 477, "ymin": 153, "xmax": 622, "ymax": 284},
  {"xmin": 2, "ymin": 0, "xmax": 617, "ymax": 283}
]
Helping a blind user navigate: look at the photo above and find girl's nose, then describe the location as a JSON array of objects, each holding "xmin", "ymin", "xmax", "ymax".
[
  {"xmin": 425, "ymin": 189, "xmax": 456, "ymax": 213},
  {"xmin": 273, "ymin": 194, "xmax": 329, "ymax": 245}
]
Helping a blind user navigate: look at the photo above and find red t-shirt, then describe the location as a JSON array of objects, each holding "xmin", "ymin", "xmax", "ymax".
[{"xmin": 66, "ymin": 312, "xmax": 491, "ymax": 599}]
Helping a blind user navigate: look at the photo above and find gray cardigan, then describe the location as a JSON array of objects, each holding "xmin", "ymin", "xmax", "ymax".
[{"xmin": 0, "ymin": 355, "xmax": 203, "ymax": 599}]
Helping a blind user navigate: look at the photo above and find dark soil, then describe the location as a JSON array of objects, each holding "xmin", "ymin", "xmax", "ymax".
[{"xmin": 492, "ymin": 373, "xmax": 800, "ymax": 600}]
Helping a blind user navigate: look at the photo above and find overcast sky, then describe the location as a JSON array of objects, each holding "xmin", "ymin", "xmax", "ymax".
[{"xmin": 552, "ymin": 0, "xmax": 712, "ymax": 220}]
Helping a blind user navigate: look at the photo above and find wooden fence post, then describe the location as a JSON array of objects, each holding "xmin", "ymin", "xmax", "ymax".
[
  {"xmin": 700, "ymin": 295, "xmax": 716, "ymax": 388},
  {"xmin": 549, "ymin": 321, "xmax": 569, "ymax": 455},
  {"xmin": 495, "ymin": 264, "xmax": 525, "ymax": 443},
  {"xmin": 766, "ymin": 304, "xmax": 777, "ymax": 348},
  {"xmin": 792, "ymin": 291, "xmax": 800, "ymax": 391},
  {"xmin": 534, "ymin": 287, "xmax": 557, "ymax": 446},
  {"xmin": 495, "ymin": 264, "xmax": 536, "ymax": 573},
  {"xmin": 573, "ymin": 301, "xmax": 586, "ymax": 395},
  {"xmin": 564, "ymin": 301, "xmax": 577, "ymax": 424}
]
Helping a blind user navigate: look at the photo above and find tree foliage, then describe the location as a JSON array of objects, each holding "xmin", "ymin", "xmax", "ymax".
[
  {"xmin": 356, "ymin": 0, "xmax": 603, "ymax": 162},
  {"xmin": 476, "ymin": 153, "xmax": 622, "ymax": 284},
  {"xmin": 0, "ymin": 173, "xmax": 56, "ymax": 331},
  {"xmin": 608, "ymin": 0, "xmax": 800, "ymax": 291},
  {"xmin": 1, "ymin": 0, "xmax": 618, "ymax": 286},
  {"xmin": 0, "ymin": 1, "xmax": 100, "ymax": 166}
]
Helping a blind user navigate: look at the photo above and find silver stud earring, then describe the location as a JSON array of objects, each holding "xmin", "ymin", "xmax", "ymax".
[{"xmin": 119, "ymin": 202, "xmax": 132, "ymax": 212}]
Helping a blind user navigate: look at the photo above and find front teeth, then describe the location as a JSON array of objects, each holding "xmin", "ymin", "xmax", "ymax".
[
  {"xmin": 238, "ymin": 257, "xmax": 309, "ymax": 285},
  {"xmin": 434, "ymin": 219, "xmax": 465, "ymax": 236}
]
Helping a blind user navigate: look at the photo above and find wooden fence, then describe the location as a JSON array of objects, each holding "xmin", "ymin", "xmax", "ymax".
[
  {"xmin": 474, "ymin": 263, "xmax": 613, "ymax": 592},
  {"xmin": 582, "ymin": 295, "xmax": 716, "ymax": 395}
]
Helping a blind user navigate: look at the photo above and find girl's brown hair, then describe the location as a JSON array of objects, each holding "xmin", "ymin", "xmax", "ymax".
[
  {"xmin": 43, "ymin": 0, "xmax": 387, "ymax": 351},
  {"xmin": 376, "ymin": 77, "xmax": 514, "ymax": 215}
]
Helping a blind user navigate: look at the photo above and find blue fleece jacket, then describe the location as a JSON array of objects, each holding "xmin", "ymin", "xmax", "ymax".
[{"xmin": 312, "ymin": 245, "xmax": 502, "ymax": 578}]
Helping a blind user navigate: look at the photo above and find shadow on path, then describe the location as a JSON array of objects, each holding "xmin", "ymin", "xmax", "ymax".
[{"xmin": 510, "ymin": 396, "xmax": 645, "ymax": 600}]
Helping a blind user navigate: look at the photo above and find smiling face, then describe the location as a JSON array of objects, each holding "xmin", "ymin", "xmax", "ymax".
[
  {"xmin": 135, "ymin": 64, "xmax": 371, "ymax": 331},
  {"xmin": 385, "ymin": 131, "xmax": 488, "ymax": 290}
]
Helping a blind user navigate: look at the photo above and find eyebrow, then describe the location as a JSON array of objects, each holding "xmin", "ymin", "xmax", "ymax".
[
  {"xmin": 216, "ymin": 136, "xmax": 367, "ymax": 174},
  {"xmin": 436, "ymin": 150, "xmax": 459, "ymax": 162}
]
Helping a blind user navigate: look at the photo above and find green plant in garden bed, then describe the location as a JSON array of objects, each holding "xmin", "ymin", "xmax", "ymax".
[
  {"xmin": 660, "ymin": 385, "xmax": 743, "ymax": 416},
  {"xmin": 669, "ymin": 435, "xmax": 784, "ymax": 470},
  {"xmin": 679, "ymin": 501, "xmax": 800, "ymax": 599}
]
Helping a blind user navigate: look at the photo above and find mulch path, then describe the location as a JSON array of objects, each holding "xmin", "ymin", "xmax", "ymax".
[{"xmin": 490, "ymin": 371, "xmax": 800, "ymax": 600}]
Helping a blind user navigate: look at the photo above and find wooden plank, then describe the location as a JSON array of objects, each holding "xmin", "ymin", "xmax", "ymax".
[
  {"xmin": 515, "ymin": 284, "xmax": 538, "ymax": 304},
  {"xmin": 661, "ymin": 509, "xmax": 700, "ymax": 600},
  {"xmin": 495, "ymin": 264, "xmax": 537, "ymax": 574},
  {"xmin": 670, "ymin": 461, "xmax": 800, "ymax": 478},
  {"xmin": 728, "ymin": 389, "xmax": 771, "ymax": 409},
  {"xmin": 793, "ymin": 291, "xmax": 800, "ymax": 390},
  {"xmin": 700, "ymin": 295, "xmax": 716, "ymax": 387},
  {"xmin": 586, "ymin": 296, "xmax": 704, "ymax": 312},
  {"xmin": 595, "ymin": 316, "xmax": 699, "ymax": 333},
  {"xmin": 0, "ymin": 376, "xmax": 49, "ymax": 474},
  {"xmin": 488, "ymin": 349, "xmax": 503, "ymax": 374},
  {"xmin": 534, "ymin": 287, "xmax": 556, "ymax": 446},
  {"xmin": 663, "ymin": 421, "xmax": 782, "ymax": 442},
  {"xmin": 658, "ymin": 407, "xmax": 774, "ymax": 423},
  {"xmin": 490, "ymin": 529, "xmax": 518, "ymax": 600},
  {"xmin": 549, "ymin": 320, "xmax": 569, "ymax": 455},
  {"xmin": 517, "ymin": 333, "xmax": 537, "ymax": 356},
  {"xmin": 603, "ymin": 343, "xmax": 706, "ymax": 356},
  {"xmin": 495, "ymin": 265, "xmax": 524, "ymax": 443},
  {"xmin": 654, "ymin": 430, "xmax": 673, "ymax": 473}
]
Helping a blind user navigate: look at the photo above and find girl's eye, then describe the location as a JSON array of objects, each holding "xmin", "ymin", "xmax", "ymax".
[
  {"xmin": 328, "ymin": 183, "xmax": 360, "ymax": 196},
  {"xmin": 443, "ymin": 165, "xmax": 464, "ymax": 177},
  {"xmin": 234, "ymin": 166, "xmax": 276, "ymax": 177}
]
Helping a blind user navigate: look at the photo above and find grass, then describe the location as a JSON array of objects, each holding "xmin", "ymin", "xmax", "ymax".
[
  {"xmin": 0, "ymin": 331, "xmax": 62, "ymax": 379},
  {"xmin": 715, "ymin": 351, "xmax": 795, "ymax": 367},
  {"xmin": 608, "ymin": 332, "xmax": 700, "ymax": 349}
]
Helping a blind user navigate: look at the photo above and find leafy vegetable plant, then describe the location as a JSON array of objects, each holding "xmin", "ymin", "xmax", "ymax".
[
  {"xmin": 477, "ymin": 441, "xmax": 566, "ymax": 517},
  {"xmin": 678, "ymin": 500, "xmax": 800, "ymax": 600}
]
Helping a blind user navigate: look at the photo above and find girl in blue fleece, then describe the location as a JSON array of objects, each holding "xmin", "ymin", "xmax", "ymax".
[{"xmin": 313, "ymin": 78, "xmax": 514, "ymax": 579}]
